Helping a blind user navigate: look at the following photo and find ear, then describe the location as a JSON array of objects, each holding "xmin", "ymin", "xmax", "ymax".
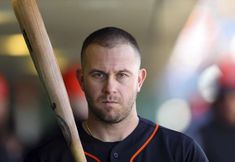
[
  {"xmin": 76, "ymin": 69, "xmax": 85, "ymax": 91},
  {"xmin": 137, "ymin": 68, "xmax": 147, "ymax": 92}
]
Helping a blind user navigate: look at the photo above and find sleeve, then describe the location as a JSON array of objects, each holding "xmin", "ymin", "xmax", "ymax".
[
  {"xmin": 23, "ymin": 137, "xmax": 75, "ymax": 162},
  {"xmin": 23, "ymin": 150, "xmax": 41, "ymax": 162},
  {"xmin": 185, "ymin": 139, "xmax": 209, "ymax": 162}
]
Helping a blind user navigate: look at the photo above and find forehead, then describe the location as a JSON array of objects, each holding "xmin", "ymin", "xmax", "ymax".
[{"xmin": 83, "ymin": 44, "xmax": 140, "ymax": 71}]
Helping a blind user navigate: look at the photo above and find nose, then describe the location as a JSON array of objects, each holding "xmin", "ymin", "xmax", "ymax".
[{"xmin": 102, "ymin": 76, "xmax": 117, "ymax": 94}]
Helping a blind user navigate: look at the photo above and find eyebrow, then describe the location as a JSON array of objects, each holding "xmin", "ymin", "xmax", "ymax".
[
  {"xmin": 118, "ymin": 69, "xmax": 133, "ymax": 75},
  {"xmin": 89, "ymin": 68, "xmax": 133, "ymax": 75}
]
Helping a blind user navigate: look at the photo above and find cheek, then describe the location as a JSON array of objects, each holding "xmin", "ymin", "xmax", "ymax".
[
  {"xmin": 84, "ymin": 80, "xmax": 102, "ymax": 97},
  {"xmin": 225, "ymin": 100, "xmax": 235, "ymax": 112},
  {"xmin": 132, "ymin": 77, "xmax": 140, "ymax": 92},
  {"xmin": 122, "ymin": 82, "xmax": 139, "ymax": 96}
]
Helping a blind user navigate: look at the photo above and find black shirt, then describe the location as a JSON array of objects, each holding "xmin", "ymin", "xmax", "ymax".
[
  {"xmin": 24, "ymin": 117, "xmax": 208, "ymax": 162},
  {"xmin": 200, "ymin": 120, "xmax": 235, "ymax": 162}
]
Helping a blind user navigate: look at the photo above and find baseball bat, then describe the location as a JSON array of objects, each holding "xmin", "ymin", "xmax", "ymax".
[{"xmin": 11, "ymin": 0, "xmax": 87, "ymax": 161}]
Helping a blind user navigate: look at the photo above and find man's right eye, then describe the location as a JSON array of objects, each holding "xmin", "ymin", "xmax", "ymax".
[{"xmin": 91, "ymin": 72, "xmax": 105, "ymax": 79}]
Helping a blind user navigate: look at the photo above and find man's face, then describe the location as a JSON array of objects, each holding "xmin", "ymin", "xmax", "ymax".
[
  {"xmin": 0, "ymin": 98, "xmax": 8, "ymax": 128},
  {"xmin": 223, "ymin": 91, "xmax": 235, "ymax": 125},
  {"xmin": 79, "ymin": 44, "xmax": 146, "ymax": 123}
]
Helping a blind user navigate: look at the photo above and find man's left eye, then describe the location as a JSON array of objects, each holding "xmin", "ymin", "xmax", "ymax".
[{"xmin": 117, "ymin": 73, "xmax": 128, "ymax": 79}]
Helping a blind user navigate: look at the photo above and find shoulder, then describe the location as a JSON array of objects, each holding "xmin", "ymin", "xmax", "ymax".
[
  {"xmin": 157, "ymin": 126, "xmax": 208, "ymax": 162},
  {"xmin": 139, "ymin": 118, "xmax": 194, "ymax": 147},
  {"xmin": 23, "ymin": 135, "xmax": 73, "ymax": 162},
  {"xmin": 139, "ymin": 117, "xmax": 208, "ymax": 162},
  {"xmin": 158, "ymin": 126, "xmax": 193, "ymax": 144}
]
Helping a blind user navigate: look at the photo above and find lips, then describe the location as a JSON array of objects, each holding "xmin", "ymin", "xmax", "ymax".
[
  {"xmin": 102, "ymin": 100, "xmax": 118, "ymax": 104},
  {"xmin": 101, "ymin": 98, "xmax": 119, "ymax": 106},
  {"xmin": 100, "ymin": 95, "xmax": 119, "ymax": 104}
]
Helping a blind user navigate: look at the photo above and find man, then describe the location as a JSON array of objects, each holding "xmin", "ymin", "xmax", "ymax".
[
  {"xmin": 198, "ymin": 59, "xmax": 235, "ymax": 162},
  {"xmin": 0, "ymin": 73, "xmax": 23, "ymax": 162},
  {"xmin": 24, "ymin": 27, "xmax": 208, "ymax": 162}
]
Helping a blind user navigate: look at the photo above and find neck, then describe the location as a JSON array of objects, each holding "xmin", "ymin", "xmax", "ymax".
[{"xmin": 83, "ymin": 111, "xmax": 139, "ymax": 142}]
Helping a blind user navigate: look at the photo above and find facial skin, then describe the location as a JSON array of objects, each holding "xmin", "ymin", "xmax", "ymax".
[
  {"xmin": 221, "ymin": 92, "xmax": 235, "ymax": 125},
  {"xmin": 78, "ymin": 43, "xmax": 146, "ymax": 124},
  {"xmin": 0, "ymin": 98, "xmax": 9, "ymax": 129}
]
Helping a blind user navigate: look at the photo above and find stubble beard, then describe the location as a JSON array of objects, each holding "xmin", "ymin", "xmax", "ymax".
[{"xmin": 86, "ymin": 93, "xmax": 137, "ymax": 124}]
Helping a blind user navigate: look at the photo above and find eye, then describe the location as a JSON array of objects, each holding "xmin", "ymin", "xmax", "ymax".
[
  {"xmin": 91, "ymin": 72, "xmax": 106, "ymax": 80},
  {"xmin": 117, "ymin": 72, "xmax": 129, "ymax": 79}
]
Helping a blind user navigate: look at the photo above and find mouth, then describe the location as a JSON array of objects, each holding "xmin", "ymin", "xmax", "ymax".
[
  {"xmin": 101, "ymin": 99, "xmax": 120, "ymax": 107},
  {"xmin": 102, "ymin": 101, "xmax": 118, "ymax": 104},
  {"xmin": 99, "ymin": 96, "xmax": 120, "ymax": 106}
]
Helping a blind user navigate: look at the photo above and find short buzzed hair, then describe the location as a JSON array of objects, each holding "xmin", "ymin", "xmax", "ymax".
[{"xmin": 80, "ymin": 27, "xmax": 141, "ymax": 66}]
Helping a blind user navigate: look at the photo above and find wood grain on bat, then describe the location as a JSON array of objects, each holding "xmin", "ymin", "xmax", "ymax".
[{"xmin": 11, "ymin": 0, "xmax": 87, "ymax": 161}]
